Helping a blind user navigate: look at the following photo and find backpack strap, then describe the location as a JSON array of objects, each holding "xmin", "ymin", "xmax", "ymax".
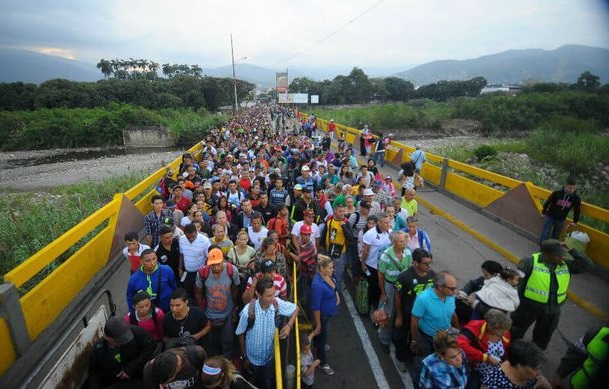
[{"xmin": 129, "ymin": 310, "xmax": 137, "ymax": 325}]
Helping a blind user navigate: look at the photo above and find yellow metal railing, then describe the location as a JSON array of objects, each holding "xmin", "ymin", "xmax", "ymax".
[
  {"xmin": 304, "ymin": 113, "xmax": 609, "ymax": 269},
  {"xmin": 0, "ymin": 142, "xmax": 203, "ymax": 375}
]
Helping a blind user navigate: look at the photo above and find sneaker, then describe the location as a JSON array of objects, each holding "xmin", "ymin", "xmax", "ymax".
[
  {"xmin": 325, "ymin": 344, "xmax": 331, "ymax": 351},
  {"xmin": 319, "ymin": 364, "xmax": 335, "ymax": 376}
]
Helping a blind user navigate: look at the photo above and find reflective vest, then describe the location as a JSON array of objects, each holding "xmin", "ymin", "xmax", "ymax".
[
  {"xmin": 570, "ymin": 327, "xmax": 609, "ymax": 388},
  {"xmin": 524, "ymin": 253, "xmax": 570, "ymax": 304}
]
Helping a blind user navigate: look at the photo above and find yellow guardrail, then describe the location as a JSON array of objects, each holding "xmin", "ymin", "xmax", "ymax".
[
  {"xmin": 293, "ymin": 261, "xmax": 301, "ymax": 389},
  {"xmin": 274, "ymin": 329, "xmax": 283, "ymax": 389},
  {"xmin": 304, "ymin": 113, "xmax": 609, "ymax": 269},
  {"xmin": 0, "ymin": 142, "xmax": 203, "ymax": 376}
]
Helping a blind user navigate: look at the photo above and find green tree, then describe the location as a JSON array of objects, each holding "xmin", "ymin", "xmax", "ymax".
[
  {"xmin": 576, "ymin": 71, "xmax": 600, "ymax": 91},
  {"xmin": 96, "ymin": 59, "xmax": 113, "ymax": 79},
  {"xmin": 347, "ymin": 67, "xmax": 373, "ymax": 103},
  {"xmin": 383, "ymin": 77, "xmax": 415, "ymax": 101}
]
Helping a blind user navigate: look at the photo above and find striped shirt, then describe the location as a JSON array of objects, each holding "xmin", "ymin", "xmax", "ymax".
[
  {"xmin": 246, "ymin": 273, "xmax": 287, "ymax": 299},
  {"xmin": 235, "ymin": 298, "xmax": 297, "ymax": 366},
  {"xmin": 145, "ymin": 209, "xmax": 173, "ymax": 248},
  {"xmin": 378, "ymin": 246, "xmax": 412, "ymax": 283}
]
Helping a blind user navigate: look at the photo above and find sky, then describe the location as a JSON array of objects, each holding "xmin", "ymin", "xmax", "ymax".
[{"xmin": 1, "ymin": 0, "xmax": 608, "ymax": 73}]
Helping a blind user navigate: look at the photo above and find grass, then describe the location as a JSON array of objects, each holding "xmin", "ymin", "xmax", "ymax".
[{"xmin": 0, "ymin": 172, "xmax": 148, "ymax": 280}]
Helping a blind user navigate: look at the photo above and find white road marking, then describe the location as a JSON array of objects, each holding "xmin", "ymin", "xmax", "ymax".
[{"xmin": 342, "ymin": 289, "xmax": 414, "ymax": 388}]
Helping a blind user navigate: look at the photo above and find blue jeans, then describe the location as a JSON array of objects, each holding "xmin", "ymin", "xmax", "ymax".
[
  {"xmin": 251, "ymin": 359, "xmax": 274, "ymax": 389},
  {"xmin": 332, "ymin": 252, "xmax": 346, "ymax": 291},
  {"xmin": 540, "ymin": 215, "xmax": 565, "ymax": 245},
  {"xmin": 373, "ymin": 151, "xmax": 386, "ymax": 167},
  {"xmin": 314, "ymin": 314, "xmax": 332, "ymax": 364}
]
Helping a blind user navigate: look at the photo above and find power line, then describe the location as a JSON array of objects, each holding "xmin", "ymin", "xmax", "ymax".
[{"xmin": 265, "ymin": 0, "xmax": 386, "ymax": 68}]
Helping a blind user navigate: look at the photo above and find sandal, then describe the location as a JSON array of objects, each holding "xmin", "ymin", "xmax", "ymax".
[{"xmin": 319, "ymin": 364, "xmax": 335, "ymax": 375}]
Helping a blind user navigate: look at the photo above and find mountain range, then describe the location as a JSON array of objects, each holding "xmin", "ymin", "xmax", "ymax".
[
  {"xmin": 397, "ymin": 45, "xmax": 609, "ymax": 85},
  {"xmin": 1, "ymin": 44, "xmax": 608, "ymax": 87}
]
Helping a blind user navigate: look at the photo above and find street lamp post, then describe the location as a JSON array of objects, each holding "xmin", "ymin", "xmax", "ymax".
[{"xmin": 230, "ymin": 34, "xmax": 247, "ymax": 113}]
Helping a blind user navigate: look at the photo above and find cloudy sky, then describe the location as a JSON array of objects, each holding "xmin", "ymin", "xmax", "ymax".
[{"xmin": 1, "ymin": 0, "xmax": 608, "ymax": 72}]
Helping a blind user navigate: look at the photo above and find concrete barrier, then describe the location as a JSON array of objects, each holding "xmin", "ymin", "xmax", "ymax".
[{"xmin": 122, "ymin": 125, "xmax": 174, "ymax": 148}]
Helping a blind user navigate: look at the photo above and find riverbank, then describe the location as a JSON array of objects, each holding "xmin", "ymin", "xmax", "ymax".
[{"xmin": 0, "ymin": 147, "xmax": 184, "ymax": 191}]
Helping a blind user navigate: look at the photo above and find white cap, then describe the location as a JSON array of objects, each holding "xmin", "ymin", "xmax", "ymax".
[{"xmin": 363, "ymin": 188, "xmax": 374, "ymax": 196}]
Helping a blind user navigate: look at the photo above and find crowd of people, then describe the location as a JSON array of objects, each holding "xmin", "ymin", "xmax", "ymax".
[{"xmin": 89, "ymin": 104, "xmax": 605, "ymax": 389}]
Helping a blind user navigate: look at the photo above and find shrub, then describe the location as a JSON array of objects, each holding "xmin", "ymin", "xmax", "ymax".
[{"xmin": 473, "ymin": 145, "xmax": 498, "ymax": 161}]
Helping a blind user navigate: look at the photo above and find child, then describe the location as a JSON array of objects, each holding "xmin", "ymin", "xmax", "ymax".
[
  {"xmin": 382, "ymin": 176, "xmax": 396, "ymax": 199},
  {"xmin": 337, "ymin": 132, "xmax": 346, "ymax": 153},
  {"xmin": 472, "ymin": 268, "xmax": 521, "ymax": 319},
  {"xmin": 124, "ymin": 291, "xmax": 165, "ymax": 341},
  {"xmin": 300, "ymin": 333, "xmax": 321, "ymax": 389}
]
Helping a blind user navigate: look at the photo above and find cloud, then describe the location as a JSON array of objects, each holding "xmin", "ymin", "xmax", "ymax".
[{"xmin": 0, "ymin": 0, "xmax": 607, "ymax": 70}]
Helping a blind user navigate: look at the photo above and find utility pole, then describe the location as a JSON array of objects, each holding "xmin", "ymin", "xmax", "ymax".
[{"xmin": 231, "ymin": 33, "xmax": 238, "ymax": 113}]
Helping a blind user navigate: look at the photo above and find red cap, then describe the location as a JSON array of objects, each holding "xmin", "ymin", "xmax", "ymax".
[{"xmin": 300, "ymin": 224, "xmax": 312, "ymax": 234}]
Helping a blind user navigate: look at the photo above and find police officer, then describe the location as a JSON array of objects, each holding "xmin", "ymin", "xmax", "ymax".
[
  {"xmin": 552, "ymin": 325, "xmax": 609, "ymax": 388},
  {"xmin": 511, "ymin": 239, "xmax": 594, "ymax": 350}
]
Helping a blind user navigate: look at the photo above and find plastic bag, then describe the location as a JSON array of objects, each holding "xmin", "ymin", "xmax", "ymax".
[
  {"xmin": 355, "ymin": 278, "xmax": 369, "ymax": 315},
  {"xmin": 566, "ymin": 231, "xmax": 590, "ymax": 253},
  {"xmin": 373, "ymin": 302, "xmax": 389, "ymax": 327}
]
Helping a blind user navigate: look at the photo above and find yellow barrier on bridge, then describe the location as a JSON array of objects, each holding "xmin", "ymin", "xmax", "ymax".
[
  {"xmin": 0, "ymin": 143, "xmax": 202, "ymax": 376},
  {"xmin": 303, "ymin": 113, "xmax": 609, "ymax": 270}
]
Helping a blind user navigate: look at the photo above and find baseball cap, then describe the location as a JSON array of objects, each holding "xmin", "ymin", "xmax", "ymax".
[
  {"xmin": 373, "ymin": 180, "xmax": 382, "ymax": 186},
  {"xmin": 262, "ymin": 260, "xmax": 278, "ymax": 273},
  {"xmin": 300, "ymin": 224, "xmax": 312, "ymax": 234},
  {"xmin": 184, "ymin": 181, "xmax": 195, "ymax": 189},
  {"xmin": 203, "ymin": 182, "xmax": 212, "ymax": 189},
  {"xmin": 301, "ymin": 187, "xmax": 312, "ymax": 193},
  {"xmin": 104, "ymin": 317, "xmax": 134, "ymax": 345},
  {"xmin": 363, "ymin": 188, "xmax": 374, "ymax": 196},
  {"xmin": 294, "ymin": 184, "xmax": 303, "ymax": 191},
  {"xmin": 301, "ymin": 165, "xmax": 310, "ymax": 171},
  {"xmin": 540, "ymin": 239, "xmax": 567, "ymax": 256},
  {"xmin": 359, "ymin": 200, "xmax": 372, "ymax": 209},
  {"xmin": 207, "ymin": 248, "xmax": 224, "ymax": 265},
  {"xmin": 165, "ymin": 199, "xmax": 176, "ymax": 210},
  {"xmin": 385, "ymin": 176, "xmax": 392, "ymax": 181}
]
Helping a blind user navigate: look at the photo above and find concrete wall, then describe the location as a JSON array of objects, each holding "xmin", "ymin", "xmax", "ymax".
[{"xmin": 122, "ymin": 126, "xmax": 174, "ymax": 148}]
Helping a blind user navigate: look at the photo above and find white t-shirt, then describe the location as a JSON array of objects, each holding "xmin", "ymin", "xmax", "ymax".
[
  {"xmin": 291, "ymin": 221, "xmax": 321, "ymax": 245},
  {"xmin": 362, "ymin": 227, "xmax": 392, "ymax": 269},
  {"xmin": 179, "ymin": 234, "xmax": 210, "ymax": 272},
  {"xmin": 247, "ymin": 226, "xmax": 268, "ymax": 251}
]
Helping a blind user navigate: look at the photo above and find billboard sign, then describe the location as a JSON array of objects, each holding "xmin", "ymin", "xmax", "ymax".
[{"xmin": 276, "ymin": 72, "xmax": 288, "ymax": 93}]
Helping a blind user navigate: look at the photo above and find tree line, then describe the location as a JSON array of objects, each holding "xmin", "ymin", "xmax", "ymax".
[
  {"xmin": 96, "ymin": 58, "xmax": 207, "ymax": 80},
  {"xmin": 287, "ymin": 67, "xmax": 488, "ymax": 104},
  {"xmin": 0, "ymin": 65, "xmax": 255, "ymax": 112}
]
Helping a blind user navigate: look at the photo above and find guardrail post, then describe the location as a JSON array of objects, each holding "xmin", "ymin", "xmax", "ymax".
[
  {"xmin": 0, "ymin": 283, "xmax": 31, "ymax": 356},
  {"xmin": 439, "ymin": 158, "xmax": 449, "ymax": 188}
]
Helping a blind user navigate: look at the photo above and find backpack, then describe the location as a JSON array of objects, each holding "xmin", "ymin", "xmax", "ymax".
[
  {"xmin": 197, "ymin": 262, "xmax": 236, "ymax": 309},
  {"xmin": 129, "ymin": 308, "xmax": 159, "ymax": 326},
  {"xmin": 246, "ymin": 298, "xmax": 280, "ymax": 330}
]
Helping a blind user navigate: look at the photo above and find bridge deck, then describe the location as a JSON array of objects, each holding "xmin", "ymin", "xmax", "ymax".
[{"xmin": 4, "ymin": 124, "xmax": 609, "ymax": 389}]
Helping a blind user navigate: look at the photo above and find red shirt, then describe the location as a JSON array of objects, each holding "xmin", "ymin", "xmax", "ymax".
[
  {"xmin": 174, "ymin": 196, "xmax": 191, "ymax": 214},
  {"xmin": 328, "ymin": 122, "xmax": 336, "ymax": 132}
]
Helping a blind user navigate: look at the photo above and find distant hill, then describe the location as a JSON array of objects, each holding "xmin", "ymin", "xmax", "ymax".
[
  {"xmin": 0, "ymin": 48, "xmax": 100, "ymax": 84},
  {"xmin": 397, "ymin": 45, "xmax": 609, "ymax": 85}
]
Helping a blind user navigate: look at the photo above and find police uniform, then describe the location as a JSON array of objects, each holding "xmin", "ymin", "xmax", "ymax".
[{"xmin": 510, "ymin": 239, "xmax": 594, "ymax": 350}]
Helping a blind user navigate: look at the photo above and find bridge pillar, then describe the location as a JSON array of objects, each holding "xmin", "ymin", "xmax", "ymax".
[{"xmin": 0, "ymin": 283, "xmax": 31, "ymax": 356}]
